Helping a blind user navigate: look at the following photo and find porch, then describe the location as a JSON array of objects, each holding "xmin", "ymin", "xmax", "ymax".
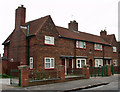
[{"xmin": 60, "ymin": 55, "xmax": 88, "ymax": 76}]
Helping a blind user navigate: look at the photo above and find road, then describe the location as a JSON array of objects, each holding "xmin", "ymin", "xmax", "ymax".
[
  {"xmin": 73, "ymin": 75, "xmax": 120, "ymax": 92},
  {"xmin": 1, "ymin": 74, "xmax": 119, "ymax": 92}
]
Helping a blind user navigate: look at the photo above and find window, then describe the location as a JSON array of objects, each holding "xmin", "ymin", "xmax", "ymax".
[
  {"xmin": 113, "ymin": 60, "xmax": 117, "ymax": 66},
  {"xmin": 94, "ymin": 44, "xmax": 102, "ymax": 50},
  {"xmin": 45, "ymin": 57, "xmax": 54, "ymax": 69},
  {"xmin": 45, "ymin": 36, "xmax": 54, "ymax": 45},
  {"xmin": 30, "ymin": 57, "xmax": 33, "ymax": 69},
  {"xmin": 76, "ymin": 41, "xmax": 86, "ymax": 49},
  {"xmin": 95, "ymin": 59, "xmax": 103, "ymax": 67},
  {"xmin": 76, "ymin": 59, "xmax": 86, "ymax": 68},
  {"xmin": 113, "ymin": 47, "xmax": 117, "ymax": 52}
]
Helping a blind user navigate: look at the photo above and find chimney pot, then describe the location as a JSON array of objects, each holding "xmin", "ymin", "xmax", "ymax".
[
  {"xmin": 100, "ymin": 30, "xmax": 107, "ymax": 36},
  {"xmin": 68, "ymin": 20, "xmax": 78, "ymax": 31}
]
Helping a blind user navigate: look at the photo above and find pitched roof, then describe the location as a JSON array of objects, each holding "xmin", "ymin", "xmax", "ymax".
[
  {"xmin": 3, "ymin": 15, "xmax": 111, "ymax": 46},
  {"xmin": 24, "ymin": 15, "xmax": 110, "ymax": 45},
  {"xmin": 25, "ymin": 15, "xmax": 50, "ymax": 35},
  {"xmin": 56, "ymin": 26, "xmax": 110, "ymax": 45},
  {"xmin": 101, "ymin": 34, "xmax": 115, "ymax": 44}
]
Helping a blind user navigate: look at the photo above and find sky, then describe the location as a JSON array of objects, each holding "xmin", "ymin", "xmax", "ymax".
[{"xmin": 0, "ymin": 0, "xmax": 119, "ymax": 56}]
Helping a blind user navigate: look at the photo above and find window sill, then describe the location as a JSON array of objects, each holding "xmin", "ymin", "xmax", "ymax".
[
  {"xmin": 94, "ymin": 49, "xmax": 102, "ymax": 51},
  {"xmin": 76, "ymin": 67, "xmax": 83, "ymax": 68},
  {"xmin": 45, "ymin": 44, "xmax": 54, "ymax": 46},
  {"xmin": 113, "ymin": 52, "xmax": 117, "ymax": 53},
  {"xmin": 76, "ymin": 47, "xmax": 86, "ymax": 49},
  {"xmin": 45, "ymin": 68, "xmax": 55, "ymax": 70},
  {"xmin": 29, "ymin": 68, "xmax": 33, "ymax": 70}
]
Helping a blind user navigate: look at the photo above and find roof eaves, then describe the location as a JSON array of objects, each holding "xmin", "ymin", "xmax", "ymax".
[{"xmin": 59, "ymin": 36, "xmax": 111, "ymax": 46}]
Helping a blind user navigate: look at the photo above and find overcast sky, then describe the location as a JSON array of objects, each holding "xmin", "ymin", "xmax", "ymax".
[{"xmin": 0, "ymin": 0, "xmax": 119, "ymax": 56}]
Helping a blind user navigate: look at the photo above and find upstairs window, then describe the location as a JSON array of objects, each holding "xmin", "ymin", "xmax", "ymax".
[
  {"xmin": 45, "ymin": 57, "xmax": 54, "ymax": 69},
  {"xmin": 45, "ymin": 36, "xmax": 54, "ymax": 45},
  {"xmin": 94, "ymin": 44, "xmax": 102, "ymax": 51},
  {"xmin": 113, "ymin": 46, "xmax": 117, "ymax": 52},
  {"xmin": 76, "ymin": 41, "xmax": 86, "ymax": 49}
]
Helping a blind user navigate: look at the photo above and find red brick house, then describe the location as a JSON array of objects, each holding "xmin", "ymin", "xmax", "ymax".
[{"xmin": 2, "ymin": 5, "xmax": 119, "ymax": 75}]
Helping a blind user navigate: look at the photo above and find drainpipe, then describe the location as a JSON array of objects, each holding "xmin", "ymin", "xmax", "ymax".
[
  {"xmin": 27, "ymin": 25, "xmax": 30, "ymax": 65},
  {"xmin": 74, "ymin": 40, "xmax": 76, "ymax": 68}
]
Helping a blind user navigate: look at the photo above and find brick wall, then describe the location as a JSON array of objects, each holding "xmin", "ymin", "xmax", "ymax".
[{"xmin": 1, "ymin": 60, "xmax": 20, "ymax": 75}]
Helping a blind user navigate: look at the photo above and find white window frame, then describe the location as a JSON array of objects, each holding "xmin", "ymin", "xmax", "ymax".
[
  {"xmin": 30, "ymin": 57, "xmax": 33, "ymax": 69},
  {"xmin": 113, "ymin": 46, "xmax": 117, "ymax": 52},
  {"xmin": 95, "ymin": 59, "xmax": 103, "ymax": 67},
  {"xmin": 45, "ymin": 36, "xmax": 54, "ymax": 45},
  {"xmin": 76, "ymin": 59, "xmax": 86, "ymax": 68},
  {"xmin": 113, "ymin": 60, "xmax": 117, "ymax": 66},
  {"xmin": 45, "ymin": 57, "xmax": 54, "ymax": 69},
  {"xmin": 76, "ymin": 41, "xmax": 86, "ymax": 49},
  {"xmin": 94, "ymin": 44, "xmax": 102, "ymax": 50}
]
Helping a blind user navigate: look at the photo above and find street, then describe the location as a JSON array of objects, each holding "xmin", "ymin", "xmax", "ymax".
[{"xmin": 1, "ymin": 74, "xmax": 119, "ymax": 92}]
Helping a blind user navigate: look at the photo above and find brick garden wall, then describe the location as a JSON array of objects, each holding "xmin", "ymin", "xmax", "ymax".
[{"xmin": 1, "ymin": 60, "xmax": 20, "ymax": 75}]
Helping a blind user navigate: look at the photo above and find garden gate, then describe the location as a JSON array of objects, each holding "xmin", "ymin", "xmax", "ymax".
[{"xmin": 10, "ymin": 69, "xmax": 21, "ymax": 86}]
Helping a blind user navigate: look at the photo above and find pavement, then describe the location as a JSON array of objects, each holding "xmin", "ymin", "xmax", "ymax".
[{"xmin": 1, "ymin": 74, "xmax": 119, "ymax": 91}]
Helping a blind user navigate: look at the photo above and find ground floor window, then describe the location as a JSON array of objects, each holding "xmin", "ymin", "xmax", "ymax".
[
  {"xmin": 113, "ymin": 60, "xmax": 117, "ymax": 66},
  {"xmin": 95, "ymin": 59, "xmax": 103, "ymax": 67},
  {"xmin": 76, "ymin": 59, "xmax": 86, "ymax": 68},
  {"xmin": 30, "ymin": 57, "xmax": 33, "ymax": 69},
  {"xmin": 45, "ymin": 57, "xmax": 54, "ymax": 69}
]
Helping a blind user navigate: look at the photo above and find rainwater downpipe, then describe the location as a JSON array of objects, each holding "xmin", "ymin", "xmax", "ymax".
[
  {"xmin": 27, "ymin": 25, "xmax": 30, "ymax": 65},
  {"xmin": 74, "ymin": 40, "xmax": 77, "ymax": 68}
]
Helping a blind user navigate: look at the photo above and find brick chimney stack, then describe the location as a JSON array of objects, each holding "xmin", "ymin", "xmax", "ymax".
[
  {"xmin": 15, "ymin": 5, "xmax": 26, "ymax": 29},
  {"xmin": 68, "ymin": 20, "xmax": 78, "ymax": 31},
  {"xmin": 100, "ymin": 29, "xmax": 107, "ymax": 36}
]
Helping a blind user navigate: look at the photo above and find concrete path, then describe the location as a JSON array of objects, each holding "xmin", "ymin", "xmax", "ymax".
[
  {"xmin": 0, "ymin": 78, "xmax": 16, "ymax": 91},
  {"xmin": 3, "ymin": 74, "xmax": 118, "ymax": 91}
]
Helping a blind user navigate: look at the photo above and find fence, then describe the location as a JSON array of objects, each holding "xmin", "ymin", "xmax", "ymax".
[
  {"xmin": 89, "ymin": 66, "xmax": 108, "ymax": 77},
  {"xmin": 10, "ymin": 69, "xmax": 21, "ymax": 86}
]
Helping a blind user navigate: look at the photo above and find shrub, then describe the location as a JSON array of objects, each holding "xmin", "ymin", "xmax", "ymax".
[{"xmin": 0, "ymin": 74, "xmax": 10, "ymax": 78}]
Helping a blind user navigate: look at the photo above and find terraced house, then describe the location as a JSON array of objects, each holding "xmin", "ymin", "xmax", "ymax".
[{"xmin": 2, "ymin": 5, "xmax": 119, "ymax": 75}]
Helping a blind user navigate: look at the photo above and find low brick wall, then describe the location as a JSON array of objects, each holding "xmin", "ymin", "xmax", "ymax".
[{"xmin": 113, "ymin": 66, "xmax": 120, "ymax": 74}]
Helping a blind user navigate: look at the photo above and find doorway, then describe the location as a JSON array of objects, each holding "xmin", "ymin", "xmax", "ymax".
[
  {"xmin": 89, "ymin": 59, "xmax": 93, "ymax": 67},
  {"xmin": 68, "ymin": 59, "xmax": 72, "ymax": 69},
  {"xmin": 62, "ymin": 58, "xmax": 67, "ymax": 75}
]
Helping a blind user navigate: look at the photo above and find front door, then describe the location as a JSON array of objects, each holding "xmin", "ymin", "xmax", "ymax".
[
  {"xmin": 67, "ymin": 59, "xmax": 73, "ymax": 74},
  {"xmin": 62, "ymin": 58, "xmax": 67, "ymax": 75},
  {"xmin": 68, "ymin": 59, "xmax": 72, "ymax": 69},
  {"xmin": 89, "ymin": 59, "xmax": 93, "ymax": 67}
]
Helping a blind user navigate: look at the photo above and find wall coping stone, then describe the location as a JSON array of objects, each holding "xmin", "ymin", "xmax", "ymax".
[{"xmin": 18, "ymin": 65, "xmax": 29, "ymax": 70}]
